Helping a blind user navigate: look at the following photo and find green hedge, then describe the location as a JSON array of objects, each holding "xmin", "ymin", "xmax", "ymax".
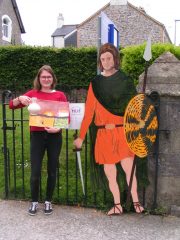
[
  {"xmin": 0, "ymin": 43, "xmax": 180, "ymax": 93},
  {"xmin": 121, "ymin": 43, "xmax": 180, "ymax": 81},
  {"xmin": 0, "ymin": 46, "xmax": 97, "ymax": 92}
]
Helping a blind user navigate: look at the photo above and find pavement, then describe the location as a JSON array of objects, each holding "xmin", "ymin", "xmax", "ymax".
[{"xmin": 0, "ymin": 199, "xmax": 180, "ymax": 240}]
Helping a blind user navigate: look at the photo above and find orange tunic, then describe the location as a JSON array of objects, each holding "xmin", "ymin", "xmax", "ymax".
[{"xmin": 79, "ymin": 83, "xmax": 134, "ymax": 165}]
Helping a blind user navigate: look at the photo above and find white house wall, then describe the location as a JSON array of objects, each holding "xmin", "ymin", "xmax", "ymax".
[{"xmin": 53, "ymin": 36, "xmax": 64, "ymax": 48}]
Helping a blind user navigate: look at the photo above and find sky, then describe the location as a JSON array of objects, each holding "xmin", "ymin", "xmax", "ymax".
[{"xmin": 15, "ymin": 0, "xmax": 180, "ymax": 46}]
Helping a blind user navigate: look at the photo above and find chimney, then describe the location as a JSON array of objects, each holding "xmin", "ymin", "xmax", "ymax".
[
  {"xmin": 57, "ymin": 13, "xmax": 64, "ymax": 28},
  {"xmin": 110, "ymin": 0, "xmax": 127, "ymax": 5}
]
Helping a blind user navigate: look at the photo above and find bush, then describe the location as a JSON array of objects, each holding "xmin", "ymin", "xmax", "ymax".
[{"xmin": 0, "ymin": 46, "xmax": 97, "ymax": 92}]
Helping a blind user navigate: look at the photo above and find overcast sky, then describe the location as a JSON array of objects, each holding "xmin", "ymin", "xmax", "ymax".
[{"xmin": 16, "ymin": 0, "xmax": 180, "ymax": 46}]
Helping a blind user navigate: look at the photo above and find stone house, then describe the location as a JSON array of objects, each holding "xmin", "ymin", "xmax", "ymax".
[
  {"xmin": 52, "ymin": 0, "xmax": 171, "ymax": 48},
  {"xmin": 0, "ymin": 0, "xmax": 25, "ymax": 45},
  {"xmin": 51, "ymin": 13, "xmax": 78, "ymax": 48}
]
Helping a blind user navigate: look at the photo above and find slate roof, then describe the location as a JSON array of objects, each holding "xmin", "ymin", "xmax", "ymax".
[{"xmin": 51, "ymin": 25, "xmax": 78, "ymax": 37}]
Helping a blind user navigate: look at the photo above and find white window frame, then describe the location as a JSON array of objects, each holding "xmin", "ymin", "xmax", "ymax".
[{"xmin": 2, "ymin": 15, "xmax": 12, "ymax": 42}]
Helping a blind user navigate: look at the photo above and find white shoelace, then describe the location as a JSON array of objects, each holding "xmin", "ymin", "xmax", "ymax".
[
  {"xmin": 30, "ymin": 202, "xmax": 38, "ymax": 211},
  {"xmin": 45, "ymin": 201, "xmax": 52, "ymax": 210}
]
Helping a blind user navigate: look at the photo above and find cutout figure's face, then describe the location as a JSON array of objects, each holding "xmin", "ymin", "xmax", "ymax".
[{"xmin": 100, "ymin": 52, "xmax": 115, "ymax": 72}]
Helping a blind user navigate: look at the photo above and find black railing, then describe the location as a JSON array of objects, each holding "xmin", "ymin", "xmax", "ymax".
[
  {"xmin": 0, "ymin": 88, "xmax": 111, "ymax": 209},
  {"xmin": 0, "ymin": 89, "xmax": 160, "ymax": 211}
]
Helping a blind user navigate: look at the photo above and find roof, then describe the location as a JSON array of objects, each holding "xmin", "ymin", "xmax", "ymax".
[
  {"xmin": 51, "ymin": 25, "xmax": 78, "ymax": 37},
  {"xmin": 78, "ymin": 1, "xmax": 164, "ymax": 27},
  {"xmin": 11, "ymin": 0, "xmax": 25, "ymax": 33}
]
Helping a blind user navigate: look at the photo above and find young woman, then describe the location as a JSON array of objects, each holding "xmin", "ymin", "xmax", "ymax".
[
  {"xmin": 9, "ymin": 65, "xmax": 67, "ymax": 216},
  {"xmin": 73, "ymin": 43, "xmax": 144, "ymax": 215}
]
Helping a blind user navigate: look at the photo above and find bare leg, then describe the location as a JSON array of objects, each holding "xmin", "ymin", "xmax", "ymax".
[
  {"xmin": 104, "ymin": 164, "xmax": 123, "ymax": 215},
  {"xmin": 121, "ymin": 157, "xmax": 144, "ymax": 213}
]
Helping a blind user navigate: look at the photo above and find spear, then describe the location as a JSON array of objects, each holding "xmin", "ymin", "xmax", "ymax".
[
  {"xmin": 126, "ymin": 35, "xmax": 152, "ymax": 210},
  {"xmin": 142, "ymin": 35, "xmax": 152, "ymax": 92}
]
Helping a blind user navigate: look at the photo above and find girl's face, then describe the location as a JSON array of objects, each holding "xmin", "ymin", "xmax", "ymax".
[
  {"xmin": 100, "ymin": 52, "xmax": 115, "ymax": 72},
  {"xmin": 39, "ymin": 70, "xmax": 53, "ymax": 90}
]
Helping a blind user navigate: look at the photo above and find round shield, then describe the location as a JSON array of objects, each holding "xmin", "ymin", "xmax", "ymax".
[{"xmin": 124, "ymin": 93, "xmax": 158, "ymax": 158}]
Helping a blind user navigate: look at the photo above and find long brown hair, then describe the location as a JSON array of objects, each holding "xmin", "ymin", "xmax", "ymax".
[
  {"xmin": 33, "ymin": 65, "xmax": 58, "ymax": 90},
  {"xmin": 98, "ymin": 43, "xmax": 120, "ymax": 72}
]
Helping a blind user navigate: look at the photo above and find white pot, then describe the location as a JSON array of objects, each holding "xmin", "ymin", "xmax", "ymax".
[{"xmin": 28, "ymin": 98, "xmax": 41, "ymax": 114}]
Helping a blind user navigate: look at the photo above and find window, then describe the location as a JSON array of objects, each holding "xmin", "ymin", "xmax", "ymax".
[{"xmin": 2, "ymin": 15, "xmax": 12, "ymax": 42}]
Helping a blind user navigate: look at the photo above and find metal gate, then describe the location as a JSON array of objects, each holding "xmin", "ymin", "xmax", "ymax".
[{"xmin": 0, "ymin": 88, "xmax": 160, "ymax": 211}]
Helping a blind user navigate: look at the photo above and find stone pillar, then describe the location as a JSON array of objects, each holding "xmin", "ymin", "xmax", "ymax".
[{"xmin": 137, "ymin": 52, "xmax": 180, "ymax": 214}]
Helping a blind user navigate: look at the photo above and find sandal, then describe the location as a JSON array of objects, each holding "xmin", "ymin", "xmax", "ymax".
[
  {"xmin": 133, "ymin": 202, "xmax": 145, "ymax": 213},
  {"xmin": 107, "ymin": 203, "xmax": 122, "ymax": 216}
]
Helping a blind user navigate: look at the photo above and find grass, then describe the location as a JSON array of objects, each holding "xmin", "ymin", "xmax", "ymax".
[{"xmin": 0, "ymin": 104, "xmax": 115, "ymax": 211}]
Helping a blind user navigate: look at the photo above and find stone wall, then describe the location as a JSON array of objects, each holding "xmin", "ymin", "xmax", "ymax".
[
  {"xmin": 77, "ymin": 3, "xmax": 170, "ymax": 48},
  {"xmin": 137, "ymin": 52, "xmax": 180, "ymax": 213}
]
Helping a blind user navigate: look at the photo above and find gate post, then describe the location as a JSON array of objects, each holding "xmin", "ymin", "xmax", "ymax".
[{"xmin": 137, "ymin": 52, "xmax": 180, "ymax": 214}]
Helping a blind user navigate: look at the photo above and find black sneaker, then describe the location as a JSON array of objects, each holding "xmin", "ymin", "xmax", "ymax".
[
  {"xmin": 28, "ymin": 202, "xmax": 38, "ymax": 216},
  {"xmin": 44, "ymin": 201, "xmax": 53, "ymax": 215}
]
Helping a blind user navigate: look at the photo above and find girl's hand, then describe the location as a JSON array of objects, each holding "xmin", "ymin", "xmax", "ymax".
[
  {"xmin": 44, "ymin": 127, "xmax": 61, "ymax": 133},
  {"xmin": 18, "ymin": 96, "xmax": 31, "ymax": 106}
]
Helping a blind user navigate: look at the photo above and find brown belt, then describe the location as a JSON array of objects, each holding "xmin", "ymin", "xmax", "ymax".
[{"xmin": 96, "ymin": 124, "xmax": 123, "ymax": 129}]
